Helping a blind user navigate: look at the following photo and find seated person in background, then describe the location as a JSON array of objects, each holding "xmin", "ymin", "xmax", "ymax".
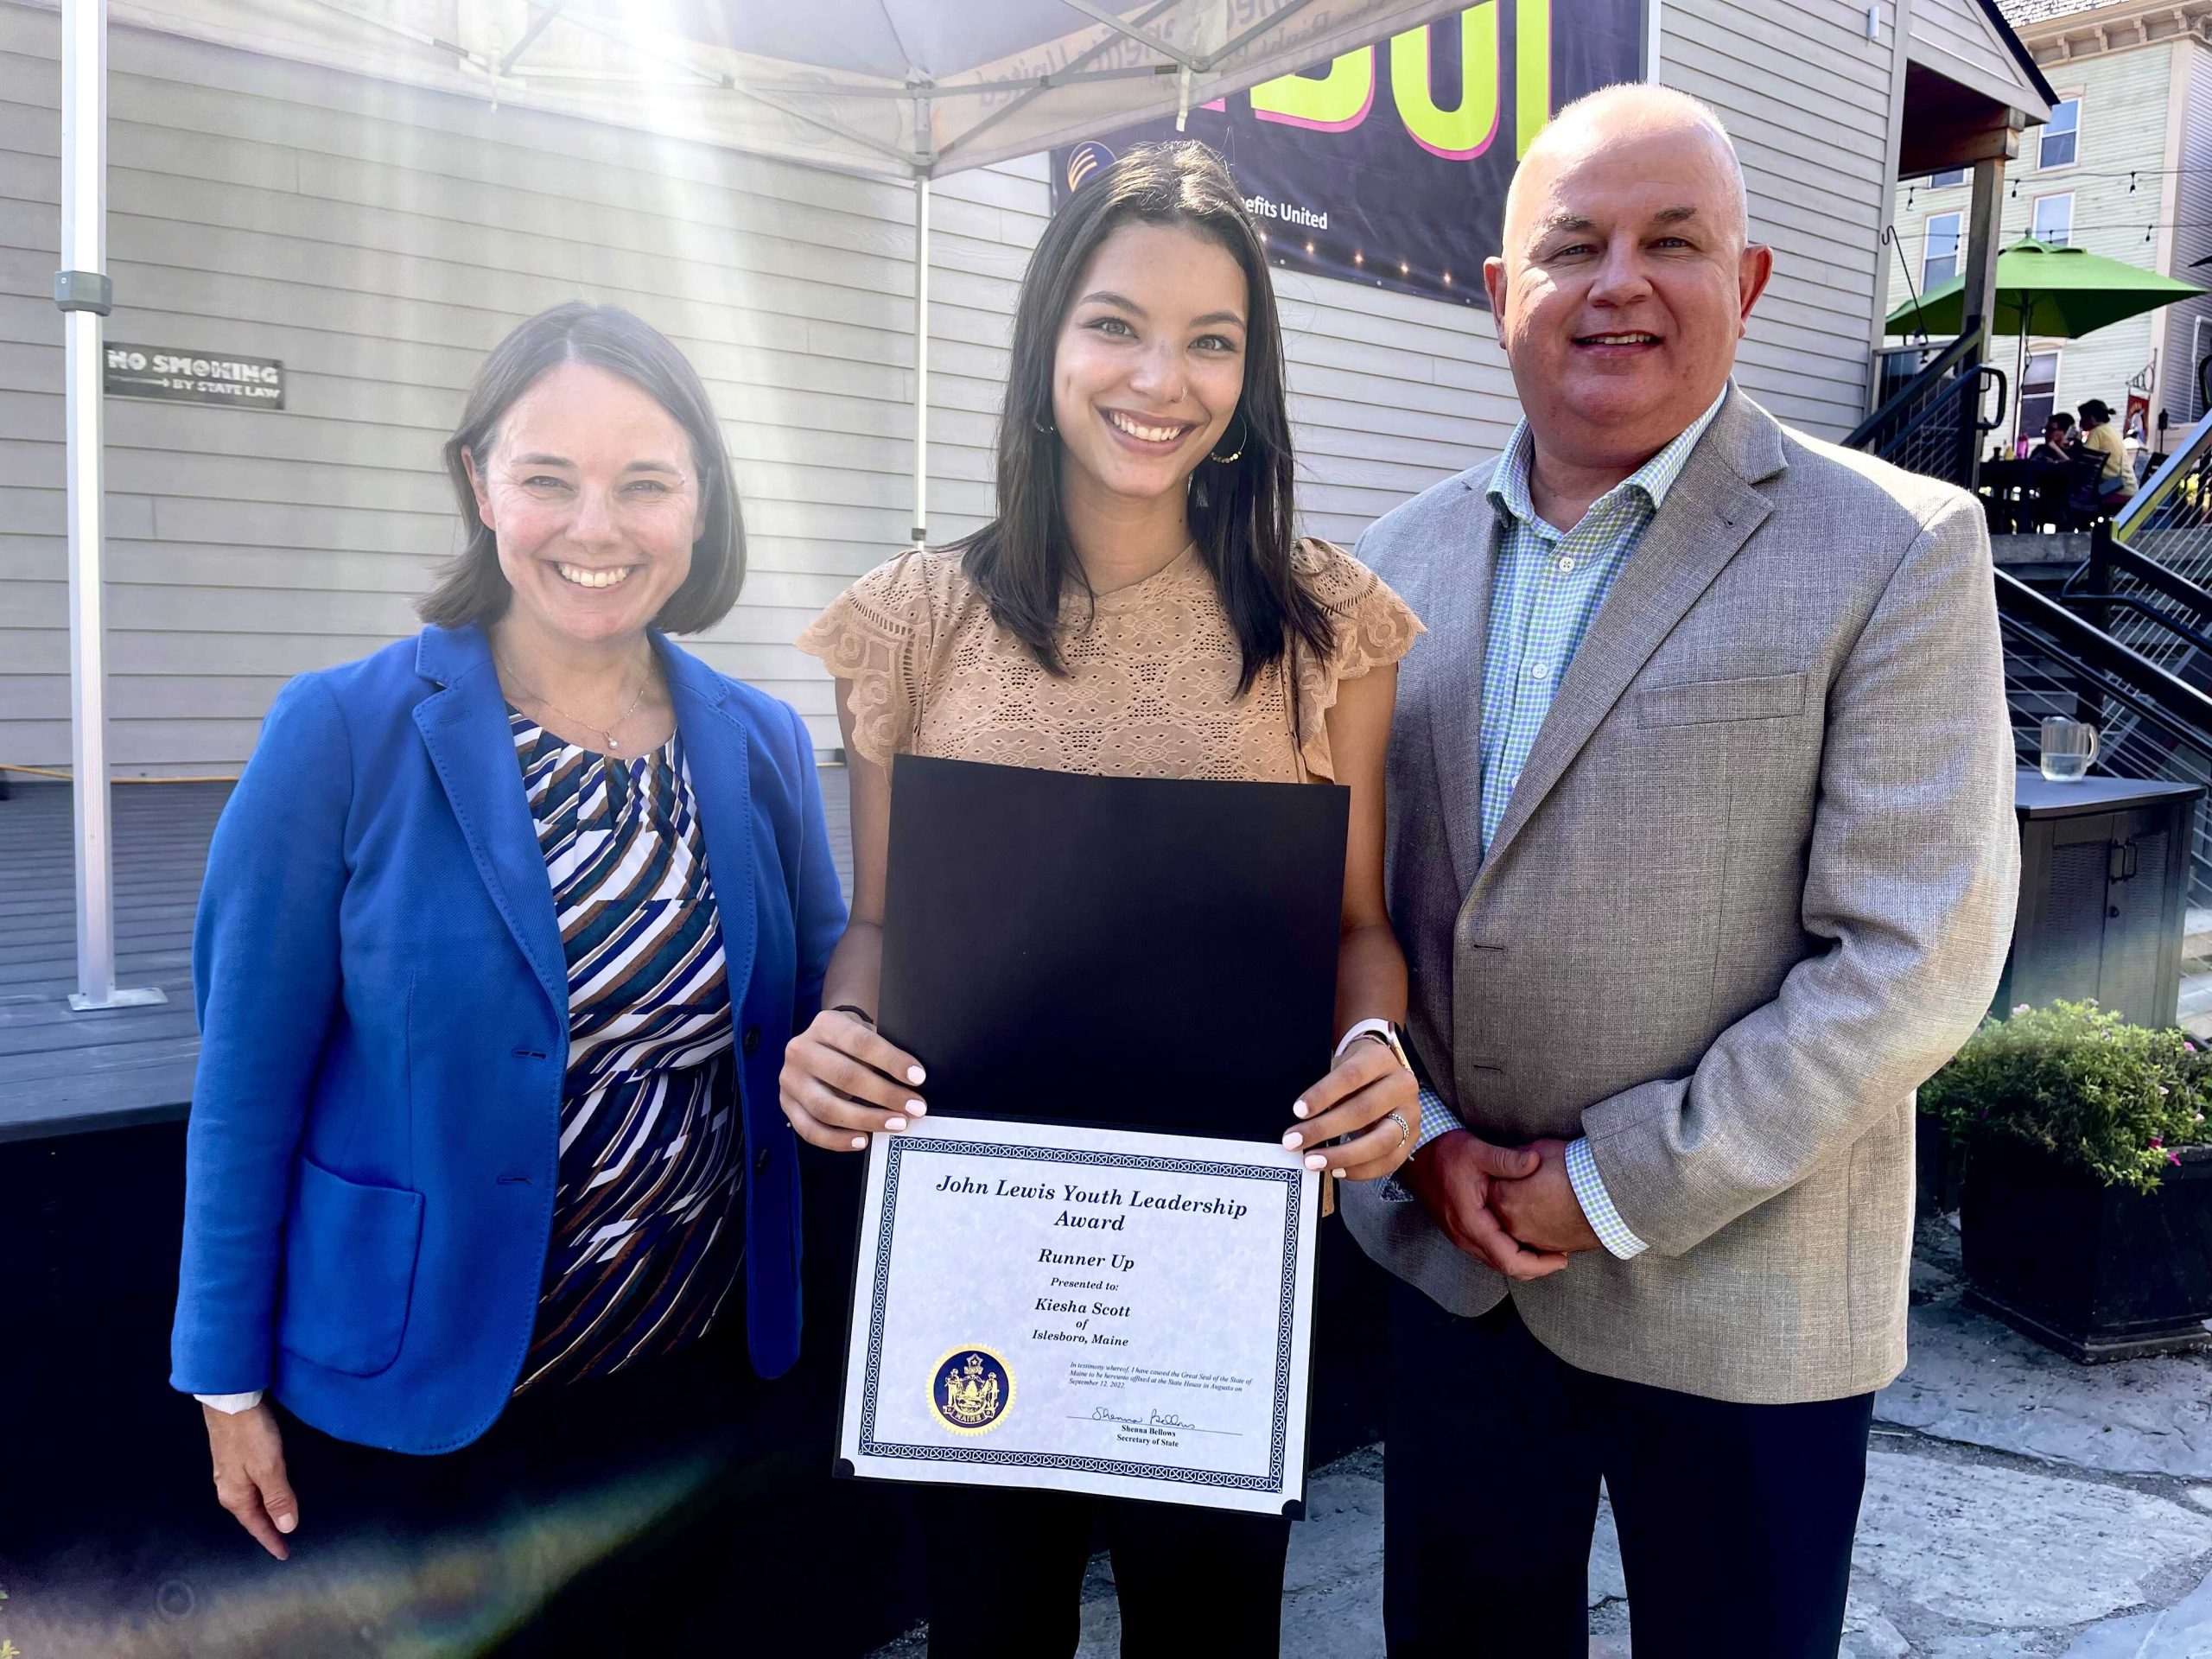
[
  {"xmin": 2078, "ymin": 399, "xmax": 2138, "ymax": 502},
  {"xmin": 2028, "ymin": 412, "xmax": 2080, "ymax": 467}
]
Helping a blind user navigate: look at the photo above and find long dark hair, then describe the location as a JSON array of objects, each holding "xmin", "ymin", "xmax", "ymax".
[
  {"xmin": 954, "ymin": 142, "xmax": 1332, "ymax": 691},
  {"xmin": 419, "ymin": 302, "xmax": 744, "ymax": 633}
]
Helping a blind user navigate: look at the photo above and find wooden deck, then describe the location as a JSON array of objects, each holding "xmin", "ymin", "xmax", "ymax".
[
  {"xmin": 0, "ymin": 768, "xmax": 853, "ymax": 1144},
  {"xmin": 0, "ymin": 781, "xmax": 222, "ymax": 1142}
]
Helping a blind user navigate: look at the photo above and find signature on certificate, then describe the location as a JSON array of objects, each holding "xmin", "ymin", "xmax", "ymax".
[{"xmin": 1082, "ymin": 1406, "xmax": 1237, "ymax": 1435}]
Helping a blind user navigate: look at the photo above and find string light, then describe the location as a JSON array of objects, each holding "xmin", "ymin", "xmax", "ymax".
[{"xmin": 1916, "ymin": 164, "xmax": 2212, "ymax": 185}]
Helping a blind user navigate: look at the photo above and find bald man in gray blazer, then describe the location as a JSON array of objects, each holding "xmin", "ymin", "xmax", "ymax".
[{"xmin": 1339, "ymin": 87, "xmax": 2019, "ymax": 1656}]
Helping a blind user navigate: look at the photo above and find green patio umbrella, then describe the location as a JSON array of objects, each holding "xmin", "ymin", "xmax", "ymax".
[
  {"xmin": 1885, "ymin": 238, "xmax": 2203, "ymax": 339},
  {"xmin": 1885, "ymin": 240, "xmax": 2203, "ymax": 448}
]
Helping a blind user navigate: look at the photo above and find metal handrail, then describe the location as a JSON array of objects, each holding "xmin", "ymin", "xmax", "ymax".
[
  {"xmin": 2115, "ymin": 402, "xmax": 2212, "ymax": 542},
  {"xmin": 1999, "ymin": 608, "xmax": 2205, "ymax": 763},
  {"xmin": 1885, "ymin": 364, "xmax": 2006, "ymax": 464},
  {"xmin": 1995, "ymin": 568, "xmax": 2212, "ymax": 736},
  {"xmin": 1847, "ymin": 327, "xmax": 1986, "ymax": 451},
  {"xmin": 2063, "ymin": 591, "xmax": 2212, "ymax": 659},
  {"xmin": 2061, "ymin": 533, "xmax": 2212, "ymax": 636}
]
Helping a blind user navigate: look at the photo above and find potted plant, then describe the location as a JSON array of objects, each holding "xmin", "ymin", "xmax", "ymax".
[{"xmin": 1922, "ymin": 1000, "xmax": 2212, "ymax": 1361}]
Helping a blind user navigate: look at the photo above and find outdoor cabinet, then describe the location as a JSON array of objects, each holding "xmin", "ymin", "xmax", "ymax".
[{"xmin": 1997, "ymin": 772, "xmax": 2202, "ymax": 1028}]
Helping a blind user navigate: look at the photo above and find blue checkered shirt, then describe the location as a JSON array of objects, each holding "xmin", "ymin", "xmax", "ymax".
[{"xmin": 1410, "ymin": 391, "xmax": 1727, "ymax": 1261}]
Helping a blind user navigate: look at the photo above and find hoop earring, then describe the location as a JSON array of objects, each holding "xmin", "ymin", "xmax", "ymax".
[{"xmin": 1208, "ymin": 416, "xmax": 1248, "ymax": 464}]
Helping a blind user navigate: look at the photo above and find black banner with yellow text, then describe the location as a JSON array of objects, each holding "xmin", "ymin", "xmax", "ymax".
[{"xmin": 1051, "ymin": 1, "xmax": 1646, "ymax": 308}]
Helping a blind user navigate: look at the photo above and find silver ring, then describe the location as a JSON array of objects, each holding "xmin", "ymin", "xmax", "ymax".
[{"xmin": 1387, "ymin": 1109, "xmax": 1412, "ymax": 1150}]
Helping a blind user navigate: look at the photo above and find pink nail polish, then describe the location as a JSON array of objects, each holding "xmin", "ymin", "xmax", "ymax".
[
  {"xmin": 1305, "ymin": 1153, "xmax": 1326, "ymax": 1170},
  {"xmin": 907, "ymin": 1100, "xmax": 927, "ymax": 1116},
  {"xmin": 850, "ymin": 1135, "xmax": 868, "ymax": 1149},
  {"xmin": 1282, "ymin": 1131, "xmax": 1303, "ymax": 1149},
  {"xmin": 907, "ymin": 1066, "xmax": 926, "ymax": 1084},
  {"xmin": 1293, "ymin": 1100, "xmax": 1310, "ymax": 1119},
  {"xmin": 886, "ymin": 1117, "xmax": 908, "ymax": 1132}
]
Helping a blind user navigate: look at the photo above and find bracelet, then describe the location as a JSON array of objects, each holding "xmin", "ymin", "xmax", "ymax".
[
  {"xmin": 830, "ymin": 1004, "xmax": 877, "ymax": 1027},
  {"xmin": 1335, "ymin": 1018, "xmax": 1412, "ymax": 1071}
]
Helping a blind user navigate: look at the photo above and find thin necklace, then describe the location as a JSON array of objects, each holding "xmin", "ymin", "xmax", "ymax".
[
  {"xmin": 1088, "ymin": 537, "xmax": 1197, "ymax": 597},
  {"xmin": 497, "ymin": 651, "xmax": 654, "ymax": 757}
]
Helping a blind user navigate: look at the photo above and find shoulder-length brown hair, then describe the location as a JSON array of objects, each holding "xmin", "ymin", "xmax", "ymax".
[
  {"xmin": 953, "ymin": 141, "xmax": 1332, "ymax": 691},
  {"xmin": 419, "ymin": 302, "xmax": 744, "ymax": 633}
]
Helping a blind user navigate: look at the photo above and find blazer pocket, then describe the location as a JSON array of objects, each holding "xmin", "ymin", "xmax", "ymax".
[
  {"xmin": 1633, "ymin": 671, "xmax": 1808, "ymax": 728},
  {"xmin": 277, "ymin": 1157, "xmax": 425, "ymax": 1377}
]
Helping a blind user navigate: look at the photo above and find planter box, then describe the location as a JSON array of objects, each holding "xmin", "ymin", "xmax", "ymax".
[
  {"xmin": 1916, "ymin": 1112, "xmax": 1962, "ymax": 1219},
  {"xmin": 1960, "ymin": 1138, "xmax": 2212, "ymax": 1360}
]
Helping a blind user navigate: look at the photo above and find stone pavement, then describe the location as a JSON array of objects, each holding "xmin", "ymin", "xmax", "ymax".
[{"xmin": 874, "ymin": 1220, "xmax": 2212, "ymax": 1656}]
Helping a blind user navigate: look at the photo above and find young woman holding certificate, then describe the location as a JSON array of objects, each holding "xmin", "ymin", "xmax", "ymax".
[{"xmin": 790, "ymin": 143, "xmax": 1427, "ymax": 1657}]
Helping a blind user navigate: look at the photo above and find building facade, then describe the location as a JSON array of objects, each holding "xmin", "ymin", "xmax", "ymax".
[
  {"xmin": 1884, "ymin": 0, "xmax": 2212, "ymax": 449},
  {"xmin": 0, "ymin": 0, "xmax": 2045, "ymax": 773}
]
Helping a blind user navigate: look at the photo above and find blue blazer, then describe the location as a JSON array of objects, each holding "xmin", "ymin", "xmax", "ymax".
[{"xmin": 171, "ymin": 625, "xmax": 846, "ymax": 1453}]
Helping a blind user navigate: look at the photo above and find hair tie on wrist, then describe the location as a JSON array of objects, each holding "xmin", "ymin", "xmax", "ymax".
[{"xmin": 830, "ymin": 1004, "xmax": 877, "ymax": 1027}]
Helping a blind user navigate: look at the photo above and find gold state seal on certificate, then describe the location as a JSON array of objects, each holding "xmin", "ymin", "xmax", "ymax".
[{"xmin": 932, "ymin": 1349, "xmax": 1014, "ymax": 1434}]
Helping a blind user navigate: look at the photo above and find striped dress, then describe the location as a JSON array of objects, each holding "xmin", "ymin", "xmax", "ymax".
[{"xmin": 510, "ymin": 708, "xmax": 745, "ymax": 1395}]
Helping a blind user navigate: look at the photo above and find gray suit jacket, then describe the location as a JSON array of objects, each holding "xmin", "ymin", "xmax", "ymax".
[{"xmin": 1340, "ymin": 389, "xmax": 2020, "ymax": 1404}]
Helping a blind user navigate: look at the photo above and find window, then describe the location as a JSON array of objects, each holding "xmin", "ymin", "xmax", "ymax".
[
  {"xmin": 1924, "ymin": 212, "xmax": 1963, "ymax": 289},
  {"xmin": 2019, "ymin": 349, "xmax": 2062, "ymax": 452},
  {"xmin": 2041, "ymin": 99, "xmax": 2081, "ymax": 168},
  {"xmin": 1928, "ymin": 168, "xmax": 1967, "ymax": 188},
  {"xmin": 2031, "ymin": 194, "xmax": 2075, "ymax": 247}
]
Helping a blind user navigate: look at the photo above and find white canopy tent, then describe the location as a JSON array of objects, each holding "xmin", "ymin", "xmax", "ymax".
[{"xmin": 50, "ymin": 0, "xmax": 1469, "ymax": 1007}]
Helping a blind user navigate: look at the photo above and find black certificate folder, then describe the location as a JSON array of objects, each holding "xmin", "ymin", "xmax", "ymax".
[{"xmin": 879, "ymin": 756, "xmax": 1348, "ymax": 1141}]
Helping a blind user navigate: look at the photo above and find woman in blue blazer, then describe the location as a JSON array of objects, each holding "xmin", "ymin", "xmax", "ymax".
[{"xmin": 171, "ymin": 304, "xmax": 846, "ymax": 1586}]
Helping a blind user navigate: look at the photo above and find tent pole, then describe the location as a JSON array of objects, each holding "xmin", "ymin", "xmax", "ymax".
[
  {"xmin": 57, "ymin": 0, "xmax": 162, "ymax": 1013},
  {"xmin": 912, "ymin": 174, "xmax": 930, "ymax": 551}
]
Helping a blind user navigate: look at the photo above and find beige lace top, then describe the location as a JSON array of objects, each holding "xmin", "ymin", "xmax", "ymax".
[{"xmin": 796, "ymin": 539, "xmax": 1422, "ymax": 784}]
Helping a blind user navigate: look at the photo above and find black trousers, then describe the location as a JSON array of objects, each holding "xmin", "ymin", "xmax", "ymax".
[
  {"xmin": 1384, "ymin": 1283, "xmax": 1875, "ymax": 1659},
  {"xmin": 262, "ymin": 1323, "xmax": 893, "ymax": 1656},
  {"xmin": 924, "ymin": 1485, "xmax": 1292, "ymax": 1658}
]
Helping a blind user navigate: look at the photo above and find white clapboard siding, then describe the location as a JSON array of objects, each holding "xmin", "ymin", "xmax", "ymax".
[
  {"xmin": 0, "ymin": 1, "xmax": 1901, "ymax": 773},
  {"xmin": 2164, "ymin": 44, "xmax": 2212, "ymax": 427},
  {"xmin": 1660, "ymin": 0, "xmax": 1895, "ymax": 439},
  {"xmin": 1885, "ymin": 39, "xmax": 2178, "ymax": 439},
  {"xmin": 1912, "ymin": 0, "xmax": 2042, "ymax": 113},
  {"xmin": 0, "ymin": 6, "xmax": 1020, "ymax": 765}
]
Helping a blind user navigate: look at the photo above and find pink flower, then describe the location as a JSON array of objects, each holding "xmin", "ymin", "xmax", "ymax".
[
  {"xmin": 2152, "ymin": 1135, "xmax": 2166, "ymax": 1147},
  {"xmin": 2172, "ymin": 1151, "xmax": 2186, "ymax": 1167},
  {"xmin": 2189, "ymin": 1042, "xmax": 2201, "ymax": 1053},
  {"xmin": 2013, "ymin": 1003, "xmax": 2031, "ymax": 1014},
  {"xmin": 2160, "ymin": 1086, "xmax": 2171, "ymax": 1096}
]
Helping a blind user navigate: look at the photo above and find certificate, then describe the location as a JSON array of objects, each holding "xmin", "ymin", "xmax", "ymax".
[{"xmin": 836, "ymin": 1115, "xmax": 1319, "ymax": 1516}]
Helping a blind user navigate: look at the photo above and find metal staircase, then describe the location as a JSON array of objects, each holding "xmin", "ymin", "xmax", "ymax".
[
  {"xmin": 1847, "ymin": 347, "xmax": 2212, "ymax": 906},
  {"xmin": 1844, "ymin": 327, "xmax": 2005, "ymax": 489},
  {"xmin": 1995, "ymin": 414, "xmax": 2212, "ymax": 904}
]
